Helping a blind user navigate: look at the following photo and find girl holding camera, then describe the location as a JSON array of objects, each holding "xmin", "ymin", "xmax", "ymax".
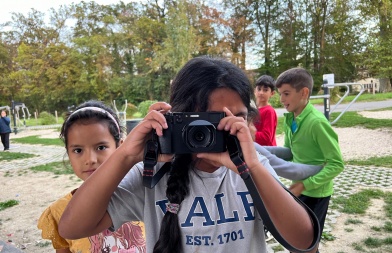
[{"xmin": 59, "ymin": 57, "xmax": 317, "ymax": 253}]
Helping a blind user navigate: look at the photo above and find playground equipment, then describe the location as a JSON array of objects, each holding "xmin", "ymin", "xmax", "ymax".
[
  {"xmin": 310, "ymin": 74, "xmax": 365, "ymax": 125},
  {"xmin": 10, "ymin": 101, "xmax": 31, "ymax": 134},
  {"xmin": 0, "ymin": 105, "xmax": 11, "ymax": 113},
  {"xmin": 0, "ymin": 102, "xmax": 31, "ymax": 134},
  {"xmin": 113, "ymin": 100, "xmax": 143, "ymax": 134},
  {"xmin": 113, "ymin": 100, "xmax": 128, "ymax": 131},
  {"xmin": 113, "ymin": 99, "xmax": 127, "ymax": 126}
]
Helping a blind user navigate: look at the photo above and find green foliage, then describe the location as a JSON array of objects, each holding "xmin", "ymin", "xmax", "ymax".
[
  {"xmin": 321, "ymin": 231, "xmax": 336, "ymax": 241},
  {"xmin": 345, "ymin": 218, "xmax": 363, "ymax": 225},
  {"xmin": 0, "ymin": 200, "xmax": 19, "ymax": 211},
  {"xmin": 331, "ymin": 111, "xmax": 392, "ymax": 129},
  {"xmin": 0, "ymin": 152, "xmax": 36, "ymax": 161},
  {"xmin": 0, "ymin": 1, "xmax": 392, "ymax": 113},
  {"xmin": 384, "ymin": 237, "xmax": 392, "ymax": 244},
  {"xmin": 137, "ymin": 100, "xmax": 158, "ymax": 117},
  {"xmin": 276, "ymin": 117, "xmax": 284, "ymax": 135},
  {"xmin": 334, "ymin": 189, "xmax": 384, "ymax": 214},
  {"xmin": 384, "ymin": 222, "xmax": 392, "ymax": 232},
  {"xmin": 12, "ymin": 135, "xmax": 63, "ymax": 146},
  {"xmin": 126, "ymin": 103, "xmax": 138, "ymax": 119},
  {"xmin": 24, "ymin": 116, "xmax": 63, "ymax": 127},
  {"xmin": 363, "ymin": 237, "xmax": 383, "ymax": 248},
  {"xmin": 270, "ymin": 93, "xmax": 282, "ymax": 108},
  {"xmin": 39, "ymin": 111, "xmax": 57, "ymax": 125},
  {"xmin": 36, "ymin": 241, "xmax": 51, "ymax": 248},
  {"xmin": 385, "ymin": 192, "xmax": 392, "ymax": 219},
  {"xmin": 345, "ymin": 155, "xmax": 392, "ymax": 167},
  {"xmin": 310, "ymin": 93, "xmax": 392, "ymax": 106},
  {"xmin": 271, "ymin": 245, "xmax": 284, "ymax": 251},
  {"xmin": 30, "ymin": 161, "xmax": 74, "ymax": 175}
]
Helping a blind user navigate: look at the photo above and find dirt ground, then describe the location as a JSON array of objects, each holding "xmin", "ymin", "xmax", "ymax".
[{"xmin": 0, "ymin": 110, "xmax": 392, "ymax": 253}]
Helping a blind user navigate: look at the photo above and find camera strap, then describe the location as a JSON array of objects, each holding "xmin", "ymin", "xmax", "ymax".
[
  {"xmin": 142, "ymin": 133, "xmax": 171, "ymax": 189},
  {"xmin": 142, "ymin": 133, "xmax": 320, "ymax": 252},
  {"xmin": 226, "ymin": 135, "xmax": 320, "ymax": 253}
]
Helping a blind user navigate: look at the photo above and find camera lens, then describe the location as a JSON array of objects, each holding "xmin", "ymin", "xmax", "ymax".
[
  {"xmin": 194, "ymin": 131, "xmax": 205, "ymax": 142},
  {"xmin": 187, "ymin": 125, "xmax": 213, "ymax": 148}
]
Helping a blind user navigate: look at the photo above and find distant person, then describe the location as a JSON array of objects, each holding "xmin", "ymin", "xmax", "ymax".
[
  {"xmin": 0, "ymin": 110, "xmax": 11, "ymax": 151},
  {"xmin": 37, "ymin": 100, "xmax": 146, "ymax": 253},
  {"xmin": 253, "ymin": 75, "xmax": 277, "ymax": 146},
  {"xmin": 275, "ymin": 67, "xmax": 344, "ymax": 253}
]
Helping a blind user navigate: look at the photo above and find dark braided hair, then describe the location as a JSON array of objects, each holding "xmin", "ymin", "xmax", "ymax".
[
  {"xmin": 152, "ymin": 56, "xmax": 257, "ymax": 253},
  {"xmin": 60, "ymin": 100, "xmax": 124, "ymax": 150}
]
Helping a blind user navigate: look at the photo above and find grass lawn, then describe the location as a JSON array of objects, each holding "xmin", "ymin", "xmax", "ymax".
[
  {"xmin": 12, "ymin": 135, "xmax": 63, "ymax": 146},
  {"xmin": 0, "ymin": 152, "xmax": 36, "ymax": 161}
]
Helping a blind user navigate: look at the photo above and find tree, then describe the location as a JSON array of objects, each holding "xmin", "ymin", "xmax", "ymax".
[
  {"xmin": 273, "ymin": 0, "xmax": 305, "ymax": 75},
  {"xmin": 359, "ymin": 0, "xmax": 392, "ymax": 92},
  {"xmin": 322, "ymin": 0, "xmax": 364, "ymax": 82},
  {"xmin": 222, "ymin": 0, "xmax": 255, "ymax": 69},
  {"xmin": 0, "ymin": 41, "xmax": 13, "ymax": 105},
  {"xmin": 252, "ymin": 0, "xmax": 279, "ymax": 74}
]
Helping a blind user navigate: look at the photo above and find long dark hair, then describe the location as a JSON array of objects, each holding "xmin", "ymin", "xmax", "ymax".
[{"xmin": 153, "ymin": 56, "xmax": 257, "ymax": 253}]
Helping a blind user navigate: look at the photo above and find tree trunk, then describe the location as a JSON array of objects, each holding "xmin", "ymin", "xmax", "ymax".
[{"xmin": 379, "ymin": 78, "xmax": 391, "ymax": 92}]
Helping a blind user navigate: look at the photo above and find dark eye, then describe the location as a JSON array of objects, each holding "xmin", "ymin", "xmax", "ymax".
[
  {"xmin": 72, "ymin": 148, "xmax": 82, "ymax": 154},
  {"xmin": 97, "ymin": 145, "xmax": 107, "ymax": 151}
]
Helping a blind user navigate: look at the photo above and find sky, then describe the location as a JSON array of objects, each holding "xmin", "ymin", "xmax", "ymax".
[{"xmin": 0, "ymin": 0, "xmax": 135, "ymax": 24}]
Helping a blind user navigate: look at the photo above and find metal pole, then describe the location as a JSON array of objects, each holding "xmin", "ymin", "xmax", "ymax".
[
  {"xmin": 322, "ymin": 80, "xmax": 330, "ymax": 121},
  {"xmin": 11, "ymin": 100, "xmax": 17, "ymax": 134}
]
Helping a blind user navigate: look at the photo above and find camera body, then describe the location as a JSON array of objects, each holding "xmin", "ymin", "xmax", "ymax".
[{"xmin": 157, "ymin": 112, "xmax": 228, "ymax": 154}]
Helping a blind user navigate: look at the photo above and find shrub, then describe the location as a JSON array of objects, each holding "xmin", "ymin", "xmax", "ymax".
[
  {"xmin": 126, "ymin": 103, "xmax": 138, "ymax": 119},
  {"xmin": 138, "ymin": 100, "xmax": 157, "ymax": 117},
  {"xmin": 270, "ymin": 93, "xmax": 282, "ymax": 108},
  {"xmin": 39, "ymin": 111, "xmax": 57, "ymax": 125}
]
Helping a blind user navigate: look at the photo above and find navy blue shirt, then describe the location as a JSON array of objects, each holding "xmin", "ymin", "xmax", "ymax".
[{"xmin": 0, "ymin": 116, "xmax": 11, "ymax": 133}]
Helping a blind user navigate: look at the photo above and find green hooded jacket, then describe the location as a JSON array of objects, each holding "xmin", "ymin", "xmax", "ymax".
[{"xmin": 283, "ymin": 102, "xmax": 344, "ymax": 197}]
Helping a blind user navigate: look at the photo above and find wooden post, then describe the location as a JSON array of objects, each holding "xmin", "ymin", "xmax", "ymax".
[{"xmin": 371, "ymin": 80, "xmax": 375, "ymax": 95}]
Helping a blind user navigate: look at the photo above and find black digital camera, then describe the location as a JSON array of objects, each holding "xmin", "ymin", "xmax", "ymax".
[{"xmin": 156, "ymin": 112, "xmax": 228, "ymax": 154}]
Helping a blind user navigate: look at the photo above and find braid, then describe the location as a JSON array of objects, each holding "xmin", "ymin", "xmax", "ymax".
[{"xmin": 153, "ymin": 154, "xmax": 192, "ymax": 253}]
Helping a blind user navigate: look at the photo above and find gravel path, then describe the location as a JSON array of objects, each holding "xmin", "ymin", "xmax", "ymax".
[{"xmin": 1, "ymin": 129, "xmax": 65, "ymax": 171}]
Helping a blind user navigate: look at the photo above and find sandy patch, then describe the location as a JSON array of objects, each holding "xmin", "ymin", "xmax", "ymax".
[
  {"xmin": 359, "ymin": 110, "xmax": 392, "ymax": 120},
  {"xmin": 322, "ymin": 191, "xmax": 392, "ymax": 252},
  {"xmin": 0, "ymin": 169, "xmax": 80, "ymax": 252}
]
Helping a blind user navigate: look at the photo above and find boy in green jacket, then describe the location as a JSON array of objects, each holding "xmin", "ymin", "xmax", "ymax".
[{"xmin": 276, "ymin": 67, "xmax": 344, "ymax": 253}]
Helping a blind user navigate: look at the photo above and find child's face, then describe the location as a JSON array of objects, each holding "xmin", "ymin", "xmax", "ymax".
[
  {"xmin": 278, "ymin": 84, "xmax": 309, "ymax": 117},
  {"xmin": 254, "ymin": 85, "xmax": 275, "ymax": 105},
  {"xmin": 66, "ymin": 122, "xmax": 118, "ymax": 181},
  {"xmin": 208, "ymin": 87, "xmax": 248, "ymax": 119},
  {"xmin": 1, "ymin": 111, "xmax": 6, "ymax": 117},
  {"xmin": 195, "ymin": 87, "xmax": 248, "ymax": 172}
]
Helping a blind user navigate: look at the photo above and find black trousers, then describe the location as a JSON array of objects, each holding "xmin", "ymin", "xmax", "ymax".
[
  {"xmin": 299, "ymin": 195, "xmax": 331, "ymax": 253},
  {"xmin": 1, "ymin": 133, "xmax": 10, "ymax": 150}
]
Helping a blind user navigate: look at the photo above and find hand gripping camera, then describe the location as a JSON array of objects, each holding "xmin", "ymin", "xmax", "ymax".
[{"xmin": 156, "ymin": 112, "xmax": 228, "ymax": 154}]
